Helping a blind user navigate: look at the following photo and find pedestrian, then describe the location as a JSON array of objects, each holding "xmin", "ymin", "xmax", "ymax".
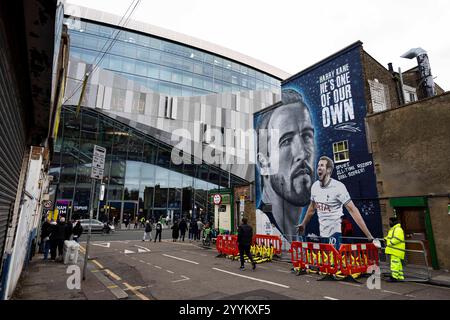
[
  {"xmin": 140, "ymin": 216, "xmax": 146, "ymax": 228},
  {"xmin": 134, "ymin": 217, "xmax": 139, "ymax": 229},
  {"xmin": 124, "ymin": 216, "xmax": 129, "ymax": 229},
  {"xmin": 171, "ymin": 221, "xmax": 180, "ymax": 242},
  {"xmin": 40, "ymin": 217, "xmax": 52, "ymax": 260},
  {"xmin": 72, "ymin": 220, "xmax": 83, "ymax": 243},
  {"xmin": 50, "ymin": 217, "xmax": 67, "ymax": 261},
  {"xmin": 237, "ymin": 217, "xmax": 256, "ymax": 271},
  {"xmin": 196, "ymin": 219, "xmax": 204, "ymax": 241},
  {"xmin": 143, "ymin": 220, "xmax": 152, "ymax": 241},
  {"xmin": 179, "ymin": 218, "xmax": 187, "ymax": 241},
  {"xmin": 154, "ymin": 220, "xmax": 163, "ymax": 242},
  {"xmin": 384, "ymin": 217, "xmax": 405, "ymax": 282}
]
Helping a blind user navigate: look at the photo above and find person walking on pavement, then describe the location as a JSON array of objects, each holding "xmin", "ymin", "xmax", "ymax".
[
  {"xmin": 237, "ymin": 217, "xmax": 256, "ymax": 271},
  {"xmin": 154, "ymin": 220, "xmax": 163, "ymax": 242},
  {"xmin": 190, "ymin": 219, "xmax": 197, "ymax": 241},
  {"xmin": 171, "ymin": 220, "xmax": 180, "ymax": 242},
  {"xmin": 72, "ymin": 220, "xmax": 83, "ymax": 243},
  {"xmin": 196, "ymin": 219, "xmax": 204, "ymax": 241},
  {"xmin": 65, "ymin": 219, "xmax": 73, "ymax": 241},
  {"xmin": 384, "ymin": 217, "xmax": 405, "ymax": 282},
  {"xmin": 40, "ymin": 217, "xmax": 52, "ymax": 259},
  {"xmin": 179, "ymin": 218, "xmax": 187, "ymax": 241},
  {"xmin": 50, "ymin": 217, "xmax": 67, "ymax": 261},
  {"xmin": 143, "ymin": 220, "xmax": 152, "ymax": 241}
]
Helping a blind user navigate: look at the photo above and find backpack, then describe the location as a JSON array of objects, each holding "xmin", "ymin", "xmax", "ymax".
[{"xmin": 156, "ymin": 223, "xmax": 162, "ymax": 231}]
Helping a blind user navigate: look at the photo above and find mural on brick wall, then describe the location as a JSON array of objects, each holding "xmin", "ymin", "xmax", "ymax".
[{"xmin": 254, "ymin": 44, "xmax": 382, "ymax": 245}]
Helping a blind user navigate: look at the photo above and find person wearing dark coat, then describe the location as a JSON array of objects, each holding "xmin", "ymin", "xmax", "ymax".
[
  {"xmin": 40, "ymin": 218, "xmax": 52, "ymax": 259},
  {"xmin": 171, "ymin": 221, "xmax": 180, "ymax": 242},
  {"xmin": 154, "ymin": 221, "xmax": 163, "ymax": 242},
  {"xmin": 191, "ymin": 219, "xmax": 198, "ymax": 241},
  {"xmin": 65, "ymin": 220, "xmax": 73, "ymax": 240},
  {"xmin": 72, "ymin": 221, "xmax": 83, "ymax": 243},
  {"xmin": 50, "ymin": 217, "xmax": 67, "ymax": 260},
  {"xmin": 178, "ymin": 219, "xmax": 187, "ymax": 241},
  {"xmin": 237, "ymin": 217, "xmax": 256, "ymax": 270}
]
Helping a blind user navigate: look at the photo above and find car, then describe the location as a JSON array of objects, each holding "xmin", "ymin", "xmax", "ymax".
[{"xmin": 79, "ymin": 219, "xmax": 105, "ymax": 233}]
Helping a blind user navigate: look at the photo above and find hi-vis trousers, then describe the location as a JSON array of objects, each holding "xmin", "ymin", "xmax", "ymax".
[{"xmin": 390, "ymin": 255, "xmax": 404, "ymax": 280}]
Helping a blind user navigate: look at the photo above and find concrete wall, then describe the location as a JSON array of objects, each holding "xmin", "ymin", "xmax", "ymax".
[{"xmin": 366, "ymin": 92, "xmax": 450, "ymax": 269}]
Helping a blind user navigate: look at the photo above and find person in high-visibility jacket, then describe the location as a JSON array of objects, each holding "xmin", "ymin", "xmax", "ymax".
[{"xmin": 384, "ymin": 217, "xmax": 405, "ymax": 281}]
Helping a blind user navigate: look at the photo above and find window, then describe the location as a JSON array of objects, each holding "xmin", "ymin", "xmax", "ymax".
[
  {"xmin": 111, "ymin": 88, "xmax": 126, "ymax": 112},
  {"xmin": 333, "ymin": 141, "xmax": 349, "ymax": 163},
  {"xmin": 403, "ymin": 85, "xmax": 417, "ymax": 104},
  {"xmin": 132, "ymin": 92, "xmax": 146, "ymax": 114},
  {"xmin": 164, "ymin": 97, "xmax": 176, "ymax": 119},
  {"xmin": 369, "ymin": 79, "xmax": 390, "ymax": 112}
]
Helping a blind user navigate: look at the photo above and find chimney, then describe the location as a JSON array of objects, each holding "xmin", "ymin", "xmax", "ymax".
[
  {"xmin": 388, "ymin": 63, "xmax": 394, "ymax": 73},
  {"xmin": 401, "ymin": 48, "xmax": 436, "ymax": 98}
]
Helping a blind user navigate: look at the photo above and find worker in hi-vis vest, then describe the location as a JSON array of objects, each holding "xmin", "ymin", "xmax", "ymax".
[{"xmin": 384, "ymin": 217, "xmax": 405, "ymax": 281}]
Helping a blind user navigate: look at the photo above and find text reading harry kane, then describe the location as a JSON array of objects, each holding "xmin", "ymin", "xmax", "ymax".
[{"xmin": 179, "ymin": 304, "xmax": 271, "ymax": 318}]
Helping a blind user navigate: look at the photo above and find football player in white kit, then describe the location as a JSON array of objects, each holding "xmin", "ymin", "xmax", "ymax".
[{"xmin": 297, "ymin": 156, "xmax": 375, "ymax": 248}]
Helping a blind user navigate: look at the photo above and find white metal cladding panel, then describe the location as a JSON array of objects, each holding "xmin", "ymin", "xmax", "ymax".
[{"xmin": 0, "ymin": 30, "xmax": 27, "ymax": 265}]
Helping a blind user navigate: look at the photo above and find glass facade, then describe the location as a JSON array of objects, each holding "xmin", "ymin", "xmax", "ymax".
[
  {"xmin": 50, "ymin": 106, "xmax": 247, "ymax": 227},
  {"xmin": 66, "ymin": 19, "xmax": 281, "ymax": 96}
]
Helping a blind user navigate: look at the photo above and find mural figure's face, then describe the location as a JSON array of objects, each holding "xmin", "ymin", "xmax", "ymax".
[
  {"xmin": 267, "ymin": 103, "xmax": 314, "ymax": 206},
  {"xmin": 317, "ymin": 159, "xmax": 331, "ymax": 182}
]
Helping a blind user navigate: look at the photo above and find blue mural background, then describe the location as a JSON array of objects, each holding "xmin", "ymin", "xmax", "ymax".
[{"xmin": 254, "ymin": 44, "xmax": 383, "ymax": 240}]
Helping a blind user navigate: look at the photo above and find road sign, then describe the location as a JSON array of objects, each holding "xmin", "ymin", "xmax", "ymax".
[
  {"xmin": 213, "ymin": 194, "xmax": 222, "ymax": 205},
  {"xmin": 91, "ymin": 145, "xmax": 106, "ymax": 180},
  {"xmin": 43, "ymin": 200, "xmax": 53, "ymax": 208}
]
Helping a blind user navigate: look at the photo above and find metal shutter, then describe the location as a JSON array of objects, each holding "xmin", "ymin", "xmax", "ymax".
[{"xmin": 0, "ymin": 28, "xmax": 27, "ymax": 265}]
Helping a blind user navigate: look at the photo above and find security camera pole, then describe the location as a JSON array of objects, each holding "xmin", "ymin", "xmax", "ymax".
[{"xmin": 82, "ymin": 145, "xmax": 106, "ymax": 281}]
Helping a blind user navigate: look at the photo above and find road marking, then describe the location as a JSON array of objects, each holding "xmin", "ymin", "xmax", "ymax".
[
  {"xmin": 339, "ymin": 282, "xmax": 361, "ymax": 288},
  {"xmin": 92, "ymin": 260, "xmax": 104, "ymax": 269},
  {"xmin": 382, "ymin": 290, "xmax": 403, "ymax": 296},
  {"xmin": 146, "ymin": 263, "xmax": 152, "ymax": 266},
  {"xmin": 134, "ymin": 245, "xmax": 151, "ymax": 253},
  {"xmin": 93, "ymin": 242, "xmax": 111, "ymax": 248},
  {"xmin": 172, "ymin": 275, "xmax": 190, "ymax": 283},
  {"xmin": 123, "ymin": 282, "xmax": 150, "ymax": 301},
  {"xmin": 154, "ymin": 266, "xmax": 162, "ymax": 269},
  {"xmin": 107, "ymin": 285, "xmax": 118, "ymax": 289},
  {"xmin": 324, "ymin": 296, "xmax": 339, "ymax": 300},
  {"xmin": 212, "ymin": 268, "xmax": 290, "ymax": 289},
  {"xmin": 139, "ymin": 260, "xmax": 146, "ymax": 264},
  {"xmin": 162, "ymin": 254, "xmax": 199, "ymax": 265},
  {"xmin": 124, "ymin": 249, "xmax": 135, "ymax": 254},
  {"xmin": 166, "ymin": 270, "xmax": 174, "ymax": 274},
  {"xmin": 104, "ymin": 269, "xmax": 122, "ymax": 281}
]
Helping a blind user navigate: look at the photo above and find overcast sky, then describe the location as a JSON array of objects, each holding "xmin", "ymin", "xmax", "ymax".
[{"xmin": 67, "ymin": 0, "xmax": 449, "ymax": 90}]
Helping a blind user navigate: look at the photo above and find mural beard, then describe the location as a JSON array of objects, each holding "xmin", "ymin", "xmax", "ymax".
[{"xmin": 270, "ymin": 173, "xmax": 312, "ymax": 207}]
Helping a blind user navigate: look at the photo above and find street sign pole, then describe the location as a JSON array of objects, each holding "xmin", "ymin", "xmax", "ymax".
[
  {"xmin": 82, "ymin": 178, "xmax": 96, "ymax": 281},
  {"xmin": 82, "ymin": 145, "xmax": 106, "ymax": 281}
]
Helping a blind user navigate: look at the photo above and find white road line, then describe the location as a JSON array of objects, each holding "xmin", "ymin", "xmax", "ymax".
[
  {"xmin": 154, "ymin": 266, "xmax": 162, "ymax": 269},
  {"xmin": 324, "ymin": 296, "xmax": 339, "ymax": 300},
  {"xmin": 212, "ymin": 268, "xmax": 290, "ymax": 289},
  {"xmin": 139, "ymin": 260, "xmax": 146, "ymax": 264},
  {"xmin": 162, "ymin": 254, "xmax": 199, "ymax": 265},
  {"xmin": 146, "ymin": 263, "xmax": 152, "ymax": 266},
  {"xmin": 172, "ymin": 275, "xmax": 190, "ymax": 283},
  {"xmin": 382, "ymin": 290, "xmax": 403, "ymax": 296},
  {"xmin": 339, "ymin": 282, "xmax": 361, "ymax": 288},
  {"xmin": 166, "ymin": 270, "xmax": 174, "ymax": 274}
]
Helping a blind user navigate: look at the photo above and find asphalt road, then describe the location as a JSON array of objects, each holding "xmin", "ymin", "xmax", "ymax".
[{"xmin": 78, "ymin": 230, "xmax": 450, "ymax": 301}]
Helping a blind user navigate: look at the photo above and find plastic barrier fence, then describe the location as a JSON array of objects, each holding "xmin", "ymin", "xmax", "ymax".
[
  {"xmin": 216, "ymin": 235, "xmax": 239, "ymax": 256},
  {"xmin": 290, "ymin": 242, "xmax": 339, "ymax": 275},
  {"xmin": 339, "ymin": 243, "xmax": 379, "ymax": 277},
  {"xmin": 290, "ymin": 241, "xmax": 379, "ymax": 278},
  {"xmin": 252, "ymin": 235, "xmax": 282, "ymax": 255}
]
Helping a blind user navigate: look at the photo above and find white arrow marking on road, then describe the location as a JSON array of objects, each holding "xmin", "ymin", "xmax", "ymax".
[
  {"xmin": 324, "ymin": 296, "xmax": 339, "ymax": 300},
  {"xmin": 124, "ymin": 249, "xmax": 135, "ymax": 254},
  {"xmin": 93, "ymin": 242, "xmax": 111, "ymax": 248},
  {"xmin": 212, "ymin": 268, "xmax": 290, "ymax": 289},
  {"xmin": 172, "ymin": 275, "xmax": 190, "ymax": 283},
  {"xmin": 134, "ymin": 245, "xmax": 151, "ymax": 253},
  {"xmin": 162, "ymin": 254, "xmax": 199, "ymax": 265}
]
